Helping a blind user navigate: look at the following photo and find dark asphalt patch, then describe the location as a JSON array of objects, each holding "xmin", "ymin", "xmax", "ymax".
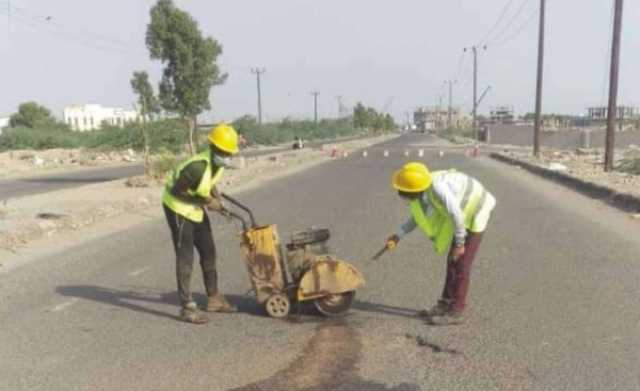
[
  {"xmin": 230, "ymin": 318, "xmax": 419, "ymax": 391},
  {"xmin": 36, "ymin": 212, "xmax": 69, "ymax": 220},
  {"xmin": 405, "ymin": 333, "xmax": 462, "ymax": 355}
]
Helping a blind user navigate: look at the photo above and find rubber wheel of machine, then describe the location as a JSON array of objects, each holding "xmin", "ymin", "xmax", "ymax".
[
  {"xmin": 290, "ymin": 228, "xmax": 330, "ymax": 246},
  {"xmin": 265, "ymin": 294, "xmax": 291, "ymax": 318},
  {"xmin": 314, "ymin": 291, "xmax": 355, "ymax": 317}
]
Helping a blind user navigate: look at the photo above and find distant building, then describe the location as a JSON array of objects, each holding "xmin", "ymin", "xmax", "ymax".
[
  {"xmin": 0, "ymin": 117, "xmax": 10, "ymax": 134},
  {"xmin": 413, "ymin": 106, "xmax": 469, "ymax": 132},
  {"xmin": 489, "ymin": 106, "xmax": 515, "ymax": 124},
  {"xmin": 587, "ymin": 106, "xmax": 638, "ymax": 121},
  {"xmin": 63, "ymin": 104, "xmax": 141, "ymax": 131}
]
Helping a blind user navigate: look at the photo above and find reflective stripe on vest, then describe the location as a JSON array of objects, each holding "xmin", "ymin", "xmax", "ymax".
[
  {"xmin": 162, "ymin": 150, "xmax": 224, "ymax": 223},
  {"xmin": 409, "ymin": 171, "xmax": 488, "ymax": 255}
]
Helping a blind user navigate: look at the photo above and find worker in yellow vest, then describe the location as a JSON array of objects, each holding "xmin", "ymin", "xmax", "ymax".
[
  {"xmin": 162, "ymin": 123, "xmax": 239, "ymax": 324},
  {"xmin": 385, "ymin": 162, "xmax": 496, "ymax": 325}
]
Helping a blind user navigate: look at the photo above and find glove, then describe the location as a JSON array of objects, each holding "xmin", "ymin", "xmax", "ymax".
[
  {"xmin": 206, "ymin": 197, "xmax": 224, "ymax": 212},
  {"xmin": 219, "ymin": 206, "xmax": 232, "ymax": 220},
  {"xmin": 450, "ymin": 244, "xmax": 465, "ymax": 262},
  {"xmin": 386, "ymin": 234, "xmax": 400, "ymax": 250}
]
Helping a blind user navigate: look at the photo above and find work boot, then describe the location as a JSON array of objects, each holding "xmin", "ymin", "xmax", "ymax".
[
  {"xmin": 180, "ymin": 302, "xmax": 209, "ymax": 324},
  {"xmin": 427, "ymin": 311, "xmax": 465, "ymax": 326},
  {"xmin": 206, "ymin": 294, "xmax": 238, "ymax": 313},
  {"xmin": 416, "ymin": 299, "xmax": 450, "ymax": 318}
]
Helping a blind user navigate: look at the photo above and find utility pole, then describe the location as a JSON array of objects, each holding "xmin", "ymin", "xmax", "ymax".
[
  {"xmin": 533, "ymin": 0, "xmax": 546, "ymax": 158},
  {"xmin": 437, "ymin": 94, "xmax": 444, "ymax": 130},
  {"xmin": 311, "ymin": 91, "xmax": 320, "ymax": 124},
  {"xmin": 445, "ymin": 80, "xmax": 457, "ymax": 130},
  {"xmin": 465, "ymin": 45, "xmax": 486, "ymax": 140},
  {"xmin": 251, "ymin": 68, "xmax": 266, "ymax": 125},
  {"xmin": 335, "ymin": 95, "xmax": 344, "ymax": 119},
  {"xmin": 605, "ymin": 0, "xmax": 624, "ymax": 172}
]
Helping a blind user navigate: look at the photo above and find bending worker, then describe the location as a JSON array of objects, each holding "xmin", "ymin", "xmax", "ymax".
[
  {"xmin": 162, "ymin": 123, "xmax": 239, "ymax": 324},
  {"xmin": 385, "ymin": 162, "xmax": 496, "ymax": 325}
]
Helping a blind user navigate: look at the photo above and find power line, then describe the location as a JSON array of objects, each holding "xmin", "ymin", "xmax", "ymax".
[
  {"xmin": 453, "ymin": 51, "xmax": 469, "ymax": 81},
  {"xmin": 477, "ymin": 0, "xmax": 519, "ymax": 46},
  {"xmin": 0, "ymin": 3, "xmax": 140, "ymax": 54},
  {"xmin": 0, "ymin": 0, "xmax": 133, "ymax": 48},
  {"xmin": 491, "ymin": 7, "xmax": 539, "ymax": 47},
  {"xmin": 486, "ymin": 0, "xmax": 533, "ymax": 46},
  {"xmin": 0, "ymin": 10, "xmax": 136, "ymax": 54}
]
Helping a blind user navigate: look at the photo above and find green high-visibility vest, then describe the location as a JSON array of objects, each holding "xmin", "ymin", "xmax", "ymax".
[
  {"xmin": 409, "ymin": 170, "xmax": 488, "ymax": 255},
  {"xmin": 162, "ymin": 150, "xmax": 225, "ymax": 223}
]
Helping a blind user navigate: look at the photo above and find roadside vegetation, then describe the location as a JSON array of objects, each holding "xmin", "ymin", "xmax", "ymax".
[
  {"xmin": 0, "ymin": 118, "xmax": 186, "ymax": 153},
  {"xmin": 617, "ymin": 157, "xmax": 640, "ymax": 175}
]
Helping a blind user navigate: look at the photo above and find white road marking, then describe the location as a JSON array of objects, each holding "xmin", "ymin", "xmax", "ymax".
[
  {"xmin": 128, "ymin": 266, "xmax": 150, "ymax": 277},
  {"xmin": 50, "ymin": 298, "xmax": 79, "ymax": 312}
]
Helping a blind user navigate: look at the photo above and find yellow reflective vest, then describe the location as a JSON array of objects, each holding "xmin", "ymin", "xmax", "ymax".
[
  {"xmin": 409, "ymin": 170, "xmax": 491, "ymax": 255},
  {"xmin": 162, "ymin": 150, "xmax": 225, "ymax": 223}
]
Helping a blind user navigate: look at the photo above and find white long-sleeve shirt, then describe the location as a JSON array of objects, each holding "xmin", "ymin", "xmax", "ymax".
[{"xmin": 395, "ymin": 171, "xmax": 475, "ymax": 246}]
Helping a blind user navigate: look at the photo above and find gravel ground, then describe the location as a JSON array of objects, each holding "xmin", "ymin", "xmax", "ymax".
[{"xmin": 493, "ymin": 147, "xmax": 640, "ymax": 198}]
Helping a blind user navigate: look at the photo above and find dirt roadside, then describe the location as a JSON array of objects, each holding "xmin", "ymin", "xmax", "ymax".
[
  {"xmin": 0, "ymin": 144, "xmax": 291, "ymax": 180},
  {"xmin": 0, "ymin": 134, "xmax": 397, "ymax": 271},
  {"xmin": 491, "ymin": 146, "xmax": 640, "ymax": 199}
]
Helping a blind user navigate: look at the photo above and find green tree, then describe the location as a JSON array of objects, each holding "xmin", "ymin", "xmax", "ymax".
[
  {"xmin": 130, "ymin": 71, "xmax": 160, "ymax": 174},
  {"xmin": 146, "ymin": 0, "xmax": 227, "ymax": 154},
  {"xmin": 352, "ymin": 102, "xmax": 395, "ymax": 132},
  {"xmin": 383, "ymin": 113, "xmax": 396, "ymax": 130},
  {"xmin": 353, "ymin": 103, "xmax": 368, "ymax": 129},
  {"xmin": 9, "ymin": 102, "xmax": 58, "ymax": 128}
]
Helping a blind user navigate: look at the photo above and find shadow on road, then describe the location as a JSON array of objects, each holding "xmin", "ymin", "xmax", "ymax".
[
  {"xmin": 23, "ymin": 176, "xmax": 122, "ymax": 184},
  {"xmin": 352, "ymin": 300, "xmax": 419, "ymax": 320},
  {"xmin": 54, "ymin": 285, "xmax": 286, "ymax": 321},
  {"xmin": 56, "ymin": 285, "xmax": 181, "ymax": 321}
]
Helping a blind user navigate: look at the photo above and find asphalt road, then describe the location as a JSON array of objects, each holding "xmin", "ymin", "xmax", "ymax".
[
  {"xmin": 2, "ymin": 134, "xmax": 639, "ymax": 390},
  {"xmin": 0, "ymin": 135, "xmax": 366, "ymax": 201}
]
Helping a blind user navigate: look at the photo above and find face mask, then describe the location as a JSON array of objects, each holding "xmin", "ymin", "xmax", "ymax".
[{"xmin": 212, "ymin": 153, "xmax": 231, "ymax": 168}]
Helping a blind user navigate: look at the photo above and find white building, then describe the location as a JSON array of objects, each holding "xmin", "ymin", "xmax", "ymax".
[
  {"xmin": 0, "ymin": 117, "xmax": 10, "ymax": 134},
  {"xmin": 63, "ymin": 104, "xmax": 141, "ymax": 131}
]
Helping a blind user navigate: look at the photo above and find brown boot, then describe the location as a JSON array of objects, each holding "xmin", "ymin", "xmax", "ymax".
[
  {"xmin": 416, "ymin": 299, "xmax": 450, "ymax": 318},
  {"xmin": 427, "ymin": 311, "xmax": 465, "ymax": 326},
  {"xmin": 180, "ymin": 302, "xmax": 209, "ymax": 324},
  {"xmin": 206, "ymin": 294, "xmax": 238, "ymax": 313}
]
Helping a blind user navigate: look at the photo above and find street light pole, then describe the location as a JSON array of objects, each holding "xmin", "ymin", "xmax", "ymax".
[
  {"xmin": 311, "ymin": 91, "xmax": 320, "ymax": 124},
  {"xmin": 533, "ymin": 0, "xmax": 546, "ymax": 158},
  {"xmin": 464, "ymin": 46, "xmax": 486, "ymax": 140},
  {"xmin": 604, "ymin": 0, "xmax": 624, "ymax": 172},
  {"xmin": 251, "ymin": 68, "xmax": 266, "ymax": 125}
]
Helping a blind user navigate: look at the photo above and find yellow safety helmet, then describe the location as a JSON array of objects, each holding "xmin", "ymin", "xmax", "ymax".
[
  {"xmin": 208, "ymin": 123, "xmax": 239, "ymax": 155},
  {"xmin": 401, "ymin": 162, "xmax": 430, "ymax": 175},
  {"xmin": 392, "ymin": 162, "xmax": 432, "ymax": 193}
]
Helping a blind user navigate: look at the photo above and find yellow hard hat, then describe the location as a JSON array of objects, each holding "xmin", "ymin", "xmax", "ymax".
[
  {"xmin": 402, "ymin": 162, "xmax": 430, "ymax": 175},
  {"xmin": 392, "ymin": 162, "xmax": 432, "ymax": 193},
  {"xmin": 208, "ymin": 123, "xmax": 239, "ymax": 155}
]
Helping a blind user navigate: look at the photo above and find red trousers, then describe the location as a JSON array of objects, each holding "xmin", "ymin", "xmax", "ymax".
[{"xmin": 441, "ymin": 231, "xmax": 483, "ymax": 313}]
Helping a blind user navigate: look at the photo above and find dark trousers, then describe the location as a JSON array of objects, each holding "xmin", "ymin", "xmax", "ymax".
[
  {"xmin": 163, "ymin": 205, "xmax": 218, "ymax": 307},
  {"xmin": 441, "ymin": 231, "xmax": 483, "ymax": 313}
]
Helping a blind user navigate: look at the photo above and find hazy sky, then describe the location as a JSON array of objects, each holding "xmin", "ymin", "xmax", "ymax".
[{"xmin": 0, "ymin": 0, "xmax": 638, "ymax": 122}]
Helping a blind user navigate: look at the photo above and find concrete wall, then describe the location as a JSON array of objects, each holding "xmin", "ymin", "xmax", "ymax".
[{"xmin": 487, "ymin": 124, "xmax": 640, "ymax": 149}]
